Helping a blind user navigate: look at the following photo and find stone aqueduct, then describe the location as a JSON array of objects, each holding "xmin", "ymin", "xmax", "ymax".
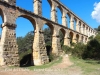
[{"xmin": 0, "ymin": 0, "xmax": 96, "ymax": 66}]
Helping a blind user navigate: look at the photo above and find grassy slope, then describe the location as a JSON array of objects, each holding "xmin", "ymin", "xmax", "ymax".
[
  {"xmin": 9, "ymin": 57, "xmax": 62, "ymax": 70},
  {"xmin": 70, "ymin": 56, "xmax": 100, "ymax": 75},
  {"xmin": 27, "ymin": 56, "xmax": 62, "ymax": 70},
  {"xmin": 10, "ymin": 55, "xmax": 100, "ymax": 75}
]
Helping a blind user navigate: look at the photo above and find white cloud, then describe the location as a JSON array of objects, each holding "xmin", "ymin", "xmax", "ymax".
[{"xmin": 91, "ymin": 2, "xmax": 100, "ymax": 23}]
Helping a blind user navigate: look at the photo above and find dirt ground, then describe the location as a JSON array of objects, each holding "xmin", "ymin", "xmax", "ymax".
[{"xmin": 0, "ymin": 55, "xmax": 83, "ymax": 75}]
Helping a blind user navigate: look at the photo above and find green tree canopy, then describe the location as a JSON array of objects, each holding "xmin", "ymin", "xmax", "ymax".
[{"xmin": 17, "ymin": 31, "xmax": 34, "ymax": 54}]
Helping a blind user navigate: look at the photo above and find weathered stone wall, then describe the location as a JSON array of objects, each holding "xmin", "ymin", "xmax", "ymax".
[
  {"xmin": 34, "ymin": 0, "xmax": 42, "ymax": 16},
  {"xmin": 0, "ymin": 22, "xmax": 19, "ymax": 66},
  {"xmin": 0, "ymin": 1, "xmax": 19, "ymax": 66},
  {"xmin": 0, "ymin": 0, "xmax": 96, "ymax": 66},
  {"xmin": 33, "ymin": 23, "xmax": 49, "ymax": 65},
  {"xmin": 48, "ymin": 0, "xmax": 97, "ymax": 37},
  {"xmin": 52, "ymin": 27, "xmax": 62, "ymax": 55}
]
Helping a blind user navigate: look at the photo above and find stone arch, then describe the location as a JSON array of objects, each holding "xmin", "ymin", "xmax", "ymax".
[
  {"xmin": 88, "ymin": 28, "xmax": 90, "ymax": 37},
  {"xmin": 56, "ymin": 5, "xmax": 63, "ymax": 24},
  {"xmin": 42, "ymin": 22, "xmax": 54, "ymax": 34},
  {"xmin": 59, "ymin": 28, "xmax": 66, "ymax": 46},
  {"xmin": 0, "ymin": 8, "xmax": 5, "ymax": 22},
  {"xmin": 69, "ymin": 32, "xmax": 74, "ymax": 38},
  {"xmin": 47, "ymin": 0, "xmax": 52, "ymax": 7},
  {"xmin": 86, "ymin": 26, "xmax": 88, "ymax": 35},
  {"xmin": 56, "ymin": 5, "xmax": 63, "ymax": 14},
  {"xmin": 42, "ymin": 22, "xmax": 54, "ymax": 44},
  {"xmin": 67, "ymin": 12, "xmax": 71, "ymax": 18},
  {"xmin": 81, "ymin": 36, "xmax": 84, "ymax": 43},
  {"xmin": 16, "ymin": 15, "xmax": 36, "ymax": 66},
  {"xmin": 66, "ymin": 12, "xmax": 71, "ymax": 28},
  {"xmin": 17, "ymin": 15, "xmax": 36, "ymax": 29},
  {"xmin": 69, "ymin": 31, "xmax": 74, "ymax": 45},
  {"xmin": 42, "ymin": 22, "xmax": 54, "ymax": 62},
  {"xmin": 83, "ymin": 24, "xmax": 85, "ymax": 34},
  {"xmin": 79, "ymin": 21, "xmax": 81, "ymax": 32},
  {"xmin": 60, "ymin": 28, "xmax": 65, "ymax": 40},
  {"xmin": 59, "ymin": 28, "xmax": 66, "ymax": 36},
  {"xmin": 74, "ymin": 17, "xmax": 77, "ymax": 30},
  {"xmin": 76, "ymin": 34, "xmax": 79, "ymax": 43},
  {"xmin": 0, "ymin": 8, "xmax": 6, "ymax": 42},
  {"xmin": 85, "ymin": 37, "xmax": 87, "ymax": 43}
]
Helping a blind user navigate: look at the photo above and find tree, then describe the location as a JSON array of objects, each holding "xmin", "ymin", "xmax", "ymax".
[
  {"xmin": 97, "ymin": 25, "xmax": 100, "ymax": 31},
  {"xmin": 17, "ymin": 37, "xmax": 24, "ymax": 53},
  {"xmin": 72, "ymin": 43, "xmax": 86, "ymax": 58},
  {"xmin": 43, "ymin": 27, "xmax": 52, "ymax": 46},
  {"xmin": 83, "ymin": 39, "xmax": 100, "ymax": 59},
  {"xmin": 17, "ymin": 31, "xmax": 34, "ymax": 54},
  {"xmin": 94, "ymin": 28, "xmax": 97, "ymax": 31},
  {"xmin": 43, "ymin": 27, "xmax": 64, "ymax": 46},
  {"xmin": 94, "ymin": 25, "xmax": 100, "ymax": 33},
  {"xmin": 59, "ymin": 31, "xmax": 64, "ymax": 47},
  {"xmin": 95, "ymin": 33, "xmax": 100, "ymax": 43}
]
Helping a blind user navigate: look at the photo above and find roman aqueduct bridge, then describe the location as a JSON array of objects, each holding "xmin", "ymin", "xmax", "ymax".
[{"xmin": 0, "ymin": 0, "xmax": 97, "ymax": 66}]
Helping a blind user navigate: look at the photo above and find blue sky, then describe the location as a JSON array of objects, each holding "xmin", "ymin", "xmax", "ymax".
[{"xmin": 0, "ymin": 0, "xmax": 100, "ymax": 37}]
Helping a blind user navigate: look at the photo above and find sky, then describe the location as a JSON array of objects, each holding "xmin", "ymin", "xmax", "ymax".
[{"xmin": 0, "ymin": 0, "xmax": 100, "ymax": 37}]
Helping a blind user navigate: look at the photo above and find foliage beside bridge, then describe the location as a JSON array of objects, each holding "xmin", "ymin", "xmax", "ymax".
[
  {"xmin": 63, "ymin": 25, "xmax": 100, "ymax": 60},
  {"xmin": 17, "ymin": 25, "xmax": 100, "ymax": 66}
]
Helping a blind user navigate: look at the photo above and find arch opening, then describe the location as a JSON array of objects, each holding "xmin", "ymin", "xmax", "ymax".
[
  {"xmin": 74, "ymin": 18, "xmax": 77, "ymax": 30},
  {"xmin": 42, "ymin": 23, "xmax": 54, "ymax": 62},
  {"xmin": 85, "ymin": 37, "xmax": 87, "ymax": 43},
  {"xmin": 66, "ymin": 13, "xmax": 71, "ymax": 28},
  {"xmin": 83, "ymin": 24, "xmax": 85, "ymax": 34},
  {"xmin": 0, "ymin": 16, "xmax": 3, "ymax": 41},
  {"xmin": 42, "ymin": 0, "xmax": 51, "ymax": 19},
  {"xmin": 47, "ymin": 0, "xmax": 52, "ymax": 7},
  {"xmin": 56, "ymin": 6, "xmax": 62, "ymax": 25},
  {"xmin": 79, "ymin": 22, "xmax": 81, "ymax": 32},
  {"xmin": 0, "ymin": 9, "xmax": 4, "ymax": 42},
  {"xmin": 76, "ymin": 34, "xmax": 79, "ymax": 43},
  {"xmin": 16, "ymin": 15, "xmax": 36, "ymax": 67},
  {"xmin": 86, "ymin": 27, "xmax": 88, "ymax": 35},
  {"xmin": 59, "ymin": 28, "xmax": 65, "ymax": 47},
  {"xmin": 81, "ymin": 36, "xmax": 84, "ymax": 43},
  {"xmin": 69, "ymin": 32, "xmax": 73, "ymax": 46}
]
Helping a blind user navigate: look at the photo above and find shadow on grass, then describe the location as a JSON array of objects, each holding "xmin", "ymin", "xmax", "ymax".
[
  {"xmin": 85, "ymin": 60, "xmax": 100, "ymax": 65},
  {"xmin": 20, "ymin": 57, "xmax": 63, "ymax": 70}
]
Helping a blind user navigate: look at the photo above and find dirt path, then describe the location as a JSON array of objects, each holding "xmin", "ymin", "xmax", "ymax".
[
  {"xmin": 0, "ymin": 55, "xmax": 82, "ymax": 75},
  {"xmin": 51, "ymin": 54, "xmax": 73, "ymax": 69}
]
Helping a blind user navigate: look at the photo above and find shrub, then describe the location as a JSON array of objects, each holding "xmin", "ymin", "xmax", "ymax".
[
  {"xmin": 72, "ymin": 43, "xmax": 86, "ymax": 58},
  {"xmin": 83, "ymin": 39, "xmax": 100, "ymax": 59},
  {"xmin": 62, "ymin": 45, "xmax": 72, "ymax": 54}
]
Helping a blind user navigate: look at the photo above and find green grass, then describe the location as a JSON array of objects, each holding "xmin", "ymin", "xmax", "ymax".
[
  {"xmin": 70, "ymin": 56, "xmax": 100, "ymax": 75},
  {"xmin": 9, "ymin": 55, "xmax": 100, "ymax": 75},
  {"xmin": 9, "ymin": 56, "xmax": 62, "ymax": 70},
  {"xmin": 27, "ymin": 56, "xmax": 62, "ymax": 70}
]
